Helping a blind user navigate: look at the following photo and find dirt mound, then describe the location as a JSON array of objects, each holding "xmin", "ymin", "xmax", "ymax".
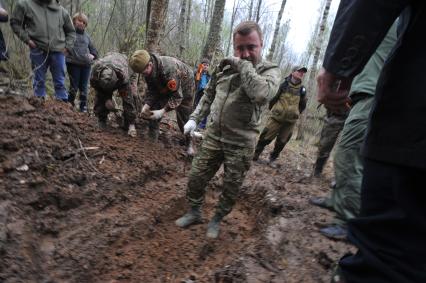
[{"xmin": 0, "ymin": 94, "xmax": 353, "ymax": 282}]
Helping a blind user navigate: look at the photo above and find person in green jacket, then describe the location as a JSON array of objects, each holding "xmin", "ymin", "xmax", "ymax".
[
  {"xmin": 10, "ymin": 0, "xmax": 75, "ymax": 101},
  {"xmin": 175, "ymin": 21, "xmax": 281, "ymax": 239},
  {"xmin": 311, "ymin": 21, "xmax": 398, "ymax": 240},
  {"xmin": 252, "ymin": 66, "xmax": 307, "ymax": 168}
]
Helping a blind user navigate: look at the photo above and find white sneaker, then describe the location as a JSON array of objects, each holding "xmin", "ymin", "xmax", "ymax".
[{"xmin": 193, "ymin": 131, "xmax": 204, "ymax": 139}]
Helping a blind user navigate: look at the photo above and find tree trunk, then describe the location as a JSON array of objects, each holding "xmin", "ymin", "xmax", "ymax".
[
  {"xmin": 267, "ymin": 0, "xmax": 287, "ymax": 61},
  {"xmin": 255, "ymin": 0, "xmax": 262, "ymax": 23},
  {"xmin": 145, "ymin": 0, "xmax": 169, "ymax": 53},
  {"xmin": 225, "ymin": 0, "xmax": 239, "ymax": 57},
  {"xmin": 296, "ymin": 0, "xmax": 333, "ymax": 141},
  {"xmin": 200, "ymin": 0, "xmax": 226, "ymax": 62},
  {"xmin": 248, "ymin": 0, "xmax": 254, "ymax": 21},
  {"xmin": 178, "ymin": 0, "xmax": 187, "ymax": 57},
  {"xmin": 185, "ymin": 0, "xmax": 192, "ymax": 54}
]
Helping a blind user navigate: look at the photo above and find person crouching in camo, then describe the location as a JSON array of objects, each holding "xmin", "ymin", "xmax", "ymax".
[
  {"xmin": 90, "ymin": 52, "xmax": 139, "ymax": 137},
  {"xmin": 129, "ymin": 49, "xmax": 195, "ymax": 155},
  {"xmin": 253, "ymin": 66, "xmax": 308, "ymax": 168}
]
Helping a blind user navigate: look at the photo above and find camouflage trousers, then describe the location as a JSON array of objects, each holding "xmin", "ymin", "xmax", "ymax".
[
  {"xmin": 316, "ymin": 111, "xmax": 348, "ymax": 161},
  {"xmin": 332, "ymin": 96, "xmax": 374, "ymax": 226},
  {"xmin": 254, "ymin": 117, "xmax": 296, "ymax": 160},
  {"xmin": 187, "ymin": 137, "xmax": 253, "ymax": 217},
  {"xmin": 93, "ymin": 88, "xmax": 138, "ymax": 127}
]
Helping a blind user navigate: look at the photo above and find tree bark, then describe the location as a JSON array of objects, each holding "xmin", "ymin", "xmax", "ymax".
[
  {"xmin": 225, "ymin": 0, "xmax": 239, "ymax": 57},
  {"xmin": 267, "ymin": 0, "xmax": 287, "ymax": 61},
  {"xmin": 248, "ymin": 0, "xmax": 254, "ymax": 21},
  {"xmin": 296, "ymin": 0, "xmax": 333, "ymax": 141},
  {"xmin": 178, "ymin": 0, "xmax": 187, "ymax": 57},
  {"xmin": 145, "ymin": 0, "xmax": 169, "ymax": 53},
  {"xmin": 200, "ymin": 0, "xmax": 226, "ymax": 62},
  {"xmin": 255, "ymin": 0, "xmax": 262, "ymax": 23}
]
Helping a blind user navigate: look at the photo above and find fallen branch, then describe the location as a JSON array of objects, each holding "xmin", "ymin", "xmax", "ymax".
[{"xmin": 77, "ymin": 138, "xmax": 104, "ymax": 176}]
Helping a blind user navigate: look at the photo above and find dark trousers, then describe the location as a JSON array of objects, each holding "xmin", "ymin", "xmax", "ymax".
[
  {"xmin": 67, "ymin": 63, "xmax": 91, "ymax": 111},
  {"xmin": 340, "ymin": 158, "xmax": 426, "ymax": 283}
]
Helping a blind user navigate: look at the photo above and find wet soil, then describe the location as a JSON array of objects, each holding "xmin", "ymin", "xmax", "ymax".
[{"xmin": 0, "ymin": 94, "xmax": 354, "ymax": 282}]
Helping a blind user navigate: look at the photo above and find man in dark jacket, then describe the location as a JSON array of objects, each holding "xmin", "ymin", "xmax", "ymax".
[
  {"xmin": 253, "ymin": 66, "xmax": 307, "ymax": 167},
  {"xmin": 317, "ymin": 1, "xmax": 426, "ymax": 282},
  {"xmin": 10, "ymin": 0, "xmax": 76, "ymax": 101}
]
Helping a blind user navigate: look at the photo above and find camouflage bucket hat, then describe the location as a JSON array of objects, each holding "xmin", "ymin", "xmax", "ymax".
[
  {"xmin": 99, "ymin": 67, "xmax": 118, "ymax": 90},
  {"xmin": 129, "ymin": 49, "xmax": 150, "ymax": 73}
]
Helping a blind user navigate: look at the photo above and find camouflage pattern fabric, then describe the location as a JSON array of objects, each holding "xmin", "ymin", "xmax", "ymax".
[
  {"xmin": 186, "ymin": 137, "xmax": 253, "ymax": 217},
  {"xmin": 191, "ymin": 60, "xmax": 281, "ymax": 148},
  {"xmin": 316, "ymin": 110, "xmax": 348, "ymax": 162},
  {"xmin": 254, "ymin": 79, "xmax": 304, "ymax": 159},
  {"xmin": 144, "ymin": 54, "xmax": 195, "ymax": 134},
  {"xmin": 91, "ymin": 52, "xmax": 140, "ymax": 125}
]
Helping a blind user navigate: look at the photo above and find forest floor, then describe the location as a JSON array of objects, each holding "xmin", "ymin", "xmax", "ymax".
[{"xmin": 0, "ymin": 92, "xmax": 355, "ymax": 283}]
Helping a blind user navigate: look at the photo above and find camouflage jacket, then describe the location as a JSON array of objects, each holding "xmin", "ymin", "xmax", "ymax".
[
  {"xmin": 191, "ymin": 59, "xmax": 281, "ymax": 148},
  {"xmin": 144, "ymin": 54, "xmax": 194, "ymax": 110},
  {"xmin": 90, "ymin": 52, "xmax": 138, "ymax": 97},
  {"xmin": 269, "ymin": 76, "xmax": 307, "ymax": 123}
]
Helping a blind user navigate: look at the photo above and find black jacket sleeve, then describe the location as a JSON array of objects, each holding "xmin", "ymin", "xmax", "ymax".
[{"xmin": 323, "ymin": 0, "xmax": 408, "ymax": 78}]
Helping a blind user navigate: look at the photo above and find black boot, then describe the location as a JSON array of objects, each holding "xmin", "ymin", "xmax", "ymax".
[
  {"xmin": 313, "ymin": 157, "xmax": 328, "ymax": 177},
  {"xmin": 253, "ymin": 138, "xmax": 272, "ymax": 161}
]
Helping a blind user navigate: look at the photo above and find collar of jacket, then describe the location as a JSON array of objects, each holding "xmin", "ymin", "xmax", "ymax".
[
  {"xmin": 32, "ymin": 0, "xmax": 60, "ymax": 11},
  {"xmin": 149, "ymin": 53, "xmax": 167, "ymax": 83}
]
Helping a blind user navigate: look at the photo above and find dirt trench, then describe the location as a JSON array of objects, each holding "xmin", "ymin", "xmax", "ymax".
[{"xmin": 0, "ymin": 95, "xmax": 353, "ymax": 282}]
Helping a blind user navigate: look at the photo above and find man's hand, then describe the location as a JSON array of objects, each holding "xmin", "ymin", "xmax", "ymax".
[
  {"xmin": 316, "ymin": 68, "xmax": 352, "ymax": 113},
  {"xmin": 63, "ymin": 48, "xmax": 69, "ymax": 56},
  {"xmin": 148, "ymin": 108, "xmax": 165, "ymax": 120},
  {"xmin": 220, "ymin": 56, "xmax": 241, "ymax": 72},
  {"xmin": 88, "ymin": 54, "xmax": 95, "ymax": 61},
  {"xmin": 28, "ymin": 40, "xmax": 37, "ymax": 49},
  {"xmin": 183, "ymin": 119, "xmax": 197, "ymax": 136}
]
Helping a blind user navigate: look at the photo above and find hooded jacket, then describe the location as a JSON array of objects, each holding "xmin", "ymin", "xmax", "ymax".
[{"xmin": 10, "ymin": 0, "xmax": 75, "ymax": 52}]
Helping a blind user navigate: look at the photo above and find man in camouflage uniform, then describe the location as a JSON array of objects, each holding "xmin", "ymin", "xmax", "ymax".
[
  {"xmin": 175, "ymin": 21, "xmax": 281, "ymax": 239},
  {"xmin": 129, "ymin": 49, "xmax": 195, "ymax": 154},
  {"xmin": 90, "ymin": 52, "xmax": 139, "ymax": 137},
  {"xmin": 312, "ymin": 109, "xmax": 348, "ymax": 177},
  {"xmin": 252, "ymin": 66, "xmax": 307, "ymax": 168}
]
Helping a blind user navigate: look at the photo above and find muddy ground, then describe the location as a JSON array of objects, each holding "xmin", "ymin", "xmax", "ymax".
[{"xmin": 0, "ymin": 94, "xmax": 354, "ymax": 283}]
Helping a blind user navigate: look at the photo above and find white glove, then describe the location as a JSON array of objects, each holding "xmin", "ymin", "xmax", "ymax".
[
  {"xmin": 128, "ymin": 124, "xmax": 137, "ymax": 137},
  {"xmin": 148, "ymin": 108, "xmax": 165, "ymax": 120},
  {"xmin": 183, "ymin": 119, "xmax": 197, "ymax": 136},
  {"xmin": 140, "ymin": 104, "xmax": 151, "ymax": 119}
]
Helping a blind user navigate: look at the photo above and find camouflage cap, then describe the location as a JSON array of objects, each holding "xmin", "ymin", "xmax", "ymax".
[
  {"xmin": 129, "ymin": 49, "xmax": 151, "ymax": 73},
  {"xmin": 99, "ymin": 67, "xmax": 118, "ymax": 90},
  {"xmin": 292, "ymin": 66, "xmax": 308, "ymax": 73}
]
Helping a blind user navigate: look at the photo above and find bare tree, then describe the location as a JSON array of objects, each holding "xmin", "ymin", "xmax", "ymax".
[
  {"xmin": 296, "ymin": 0, "xmax": 333, "ymax": 141},
  {"xmin": 267, "ymin": 0, "xmax": 287, "ymax": 61},
  {"xmin": 178, "ymin": 0, "xmax": 187, "ymax": 57},
  {"xmin": 248, "ymin": 0, "xmax": 254, "ymax": 21},
  {"xmin": 255, "ymin": 0, "xmax": 262, "ymax": 23},
  {"xmin": 200, "ymin": 0, "xmax": 226, "ymax": 62},
  {"xmin": 145, "ymin": 0, "xmax": 170, "ymax": 52},
  {"xmin": 225, "ymin": 0, "xmax": 240, "ymax": 56}
]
